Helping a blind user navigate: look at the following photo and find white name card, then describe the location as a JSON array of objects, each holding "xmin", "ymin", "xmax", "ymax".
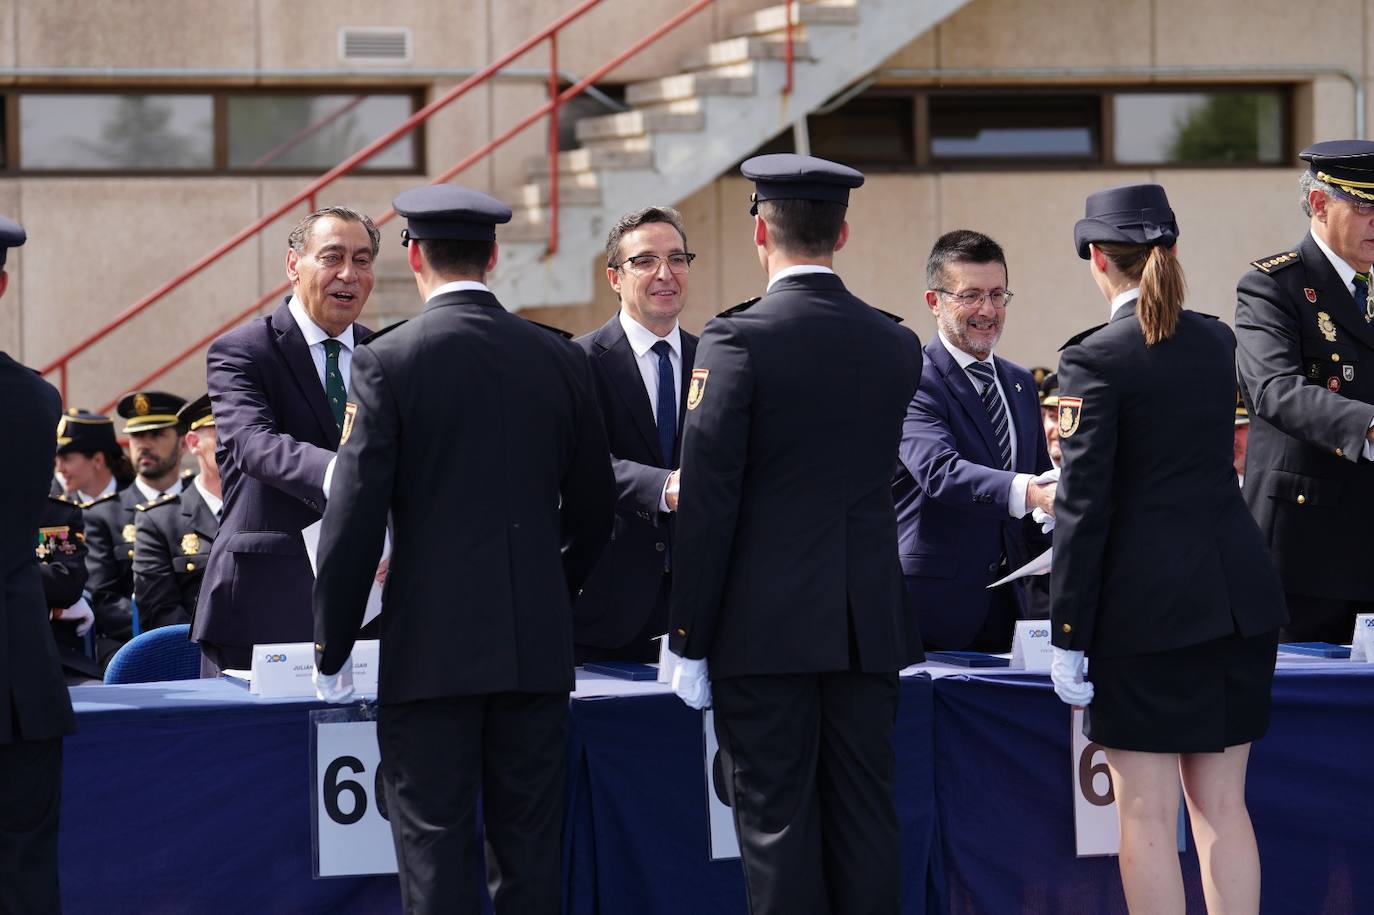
[
  {"xmin": 657, "ymin": 634, "xmax": 679, "ymax": 685},
  {"xmin": 1009, "ymin": 619, "xmax": 1052, "ymax": 672},
  {"xmin": 702, "ymin": 710, "xmax": 741, "ymax": 860},
  {"xmin": 1071, "ymin": 708, "xmax": 1186, "ymax": 857},
  {"xmin": 250, "ymin": 640, "xmax": 379, "ymax": 698},
  {"xmin": 1351, "ymin": 613, "xmax": 1374, "ymax": 663},
  {"xmin": 313, "ymin": 717, "xmax": 398, "ymax": 876}
]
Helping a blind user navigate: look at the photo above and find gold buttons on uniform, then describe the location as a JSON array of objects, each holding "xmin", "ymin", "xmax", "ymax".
[
  {"xmin": 676, "ymin": 628, "xmax": 687, "ymax": 637},
  {"xmin": 1332, "ymin": 353, "xmax": 1341, "ymax": 362},
  {"xmin": 1297, "ymin": 494, "xmax": 1307, "ymax": 505},
  {"xmin": 1061, "ymin": 623, "xmax": 1072, "ymax": 634},
  {"xmin": 186, "ymin": 562, "xmax": 195, "ymax": 571}
]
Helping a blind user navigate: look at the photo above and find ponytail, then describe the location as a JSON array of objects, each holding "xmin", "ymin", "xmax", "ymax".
[{"xmin": 1096, "ymin": 241, "xmax": 1187, "ymax": 345}]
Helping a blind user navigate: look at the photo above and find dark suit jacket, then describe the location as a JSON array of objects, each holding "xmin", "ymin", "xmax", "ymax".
[
  {"xmin": 81, "ymin": 486, "xmax": 140, "ymax": 642},
  {"xmin": 669, "ymin": 273, "xmax": 924, "ymax": 678},
  {"xmin": 571, "ymin": 315, "xmax": 697, "ymax": 649},
  {"xmin": 1236, "ymin": 232, "xmax": 1374, "ymax": 601},
  {"xmin": 0, "ymin": 352, "xmax": 75, "ymax": 744},
  {"xmin": 134, "ymin": 482, "xmax": 219, "ymax": 632},
  {"xmin": 314, "ymin": 289, "xmax": 614, "ymax": 702},
  {"xmin": 1051, "ymin": 304, "xmax": 1287, "ymax": 656},
  {"xmin": 197, "ymin": 300, "xmax": 368, "ymax": 657},
  {"xmin": 893, "ymin": 337, "xmax": 1052, "ymax": 649}
]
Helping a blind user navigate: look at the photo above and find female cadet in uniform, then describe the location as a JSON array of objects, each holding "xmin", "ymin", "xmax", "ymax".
[{"xmin": 1048, "ymin": 184, "xmax": 1287, "ymax": 914}]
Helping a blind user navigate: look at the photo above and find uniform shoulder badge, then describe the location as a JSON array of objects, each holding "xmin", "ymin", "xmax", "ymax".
[
  {"xmin": 873, "ymin": 307, "xmax": 904, "ymax": 324},
  {"xmin": 1058, "ymin": 396, "xmax": 1083, "ymax": 437},
  {"xmin": 525, "ymin": 319, "xmax": 573, "ymax": 339},
  {"xmin": 340, "ymin": 402, "xmax": 358, "ymax": 445},
  {"xmin": 687, "ymin": 368, "xmax": 709, "ymax": 411},
  {"xmin": 1250, "ymin": 251, "xmax": 1299, "ymax": 274},
  {"xmin": 718, "ymin": 297, "xmax": 760, "ymax": 318},
  {"xmin": 359, "ymin": 320, "xmax": 407, "ymax": 346},
  {"xmin": 1059, "ymin": 323, "xmax": 1107, "ymax": 351}
]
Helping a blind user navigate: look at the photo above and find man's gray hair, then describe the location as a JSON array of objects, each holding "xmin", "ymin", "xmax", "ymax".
[
  {"xmin": 1299, "ymin": 170, "xmax": 1339, "ymax": 217},
  {"xmin": 287, "ymin": 206, "xmax": 381, "ymax": 257}
]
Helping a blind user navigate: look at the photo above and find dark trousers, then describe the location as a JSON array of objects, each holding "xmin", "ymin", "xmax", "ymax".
[
  {"xmin": 377, "ymin": 692, "xmax": 568, "ymax": 915},
  {"xmin": 0, "ymin": 738, "xmax": 63, "ymax": 915},
  {"xmin": 711, "ymin": 671, "xmax": 901, "ymax": 915},
  {"xmin": 1281, "ymin": 593, "xmax": 1369, "ymax": 644}
]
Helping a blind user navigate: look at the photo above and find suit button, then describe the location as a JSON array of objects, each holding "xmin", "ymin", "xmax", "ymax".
[
  {"xmin": 988, "ymin": 562, "xmax": 998, "ymax": 573},
  {"xmin": 1336, "ymin": 448, "xmax": 1344, "ymax": 457},
  {"xmin": 655, "ymin": 542, "xmax": 666, "ymax": 552},
  {"xmin": 1061, "ymin": 623, "xmax": 1072, "ymax": 634},
  {"xmin": 1297, "ymin": 494, "xmax": 1306, "ymax": 505},
  {"xmin": 676, "ymin": 628, "xmax": 687, "ymax": 637},
  {"xmin": 186, "ymin": 562, "xmax": 195, "ymax": 571}
]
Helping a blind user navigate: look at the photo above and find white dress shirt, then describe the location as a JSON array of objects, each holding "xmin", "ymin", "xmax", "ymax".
[
  {"xmin": 619, "ymin": 309, "xmax": 682, "ymax": 513},
  {"xmin": 194, "ymin": 475, "xmax": 223, "ymax": 518},
  {"xmin": 766, "ymin": 263, "xmax": 835, "ymax": 292},
  {"xmin": 77, "ymin": 475, "xmax": 118, "ymax": 505},
  {"xmin": 1109, "ymin": 287, "xmax": 1141, "ymax": 320},
  {"xmin": 288, "ymin": 294, "xmax": 355, "ymax": 392},
  {"xmin": 427, "ymin": 280, "xmax": 492, "ymax": 300},
  {"xmin": 937, "ymin": 331, "xmax": 1032, "ymax": 519}
]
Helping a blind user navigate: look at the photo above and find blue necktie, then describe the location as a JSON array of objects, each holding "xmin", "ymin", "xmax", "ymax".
[
  {"xmin": 1355, "ymin": 272, "xmax": 1371, "ymax": 322},
  {"xmin": 652, "ymin": 340, "xmax": 676, "ymax": 466},
  {"xmin": 966, "ymin": 361, "xmax": 1012, "ymax": 471}
]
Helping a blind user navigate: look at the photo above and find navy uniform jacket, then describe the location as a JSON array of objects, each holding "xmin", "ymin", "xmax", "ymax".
[
  {"xmin": 571, "ymin": 316, "xmax": 697, "ymax": 648},
  {"xmin": 82, "ymin": 486, "xmax": 141, "ymax": 642},
  {"xmin": 134, "ymin": 484, "xmax": 218, "ymax": 632},
  {"xmin": 1050, "ymin": 304, "xmax": 1287, "ymax": 656},
  {"xmin": 314, "ymin": 289, "xmax": 615, "ymax": 702},
  {"xmin": 0, "ymin": 352, "xmax": 75, "ymax": 743},
  {"xmin": 893, "ymin": 337, "xmax": 1052, "ymax": 648},
  {"xmin": 1235, "ymin": 233, "xmax": 1374, "ymax": 601},
  {"xmin": 197, "ymin": 300, "xmax": 368, "ymax": 653},
  {"xmin": 38, "ymin": 497, "xmax": 87, "ymax": 611},
  {"xmin": 668, "ymin": 273, "xmax": 924, "ymax": 678}
]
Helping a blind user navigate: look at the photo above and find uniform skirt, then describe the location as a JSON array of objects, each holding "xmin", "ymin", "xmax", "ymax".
[{"xmin": 1084, "ymin": 628, "xmax": 1279, "ymax": 753}]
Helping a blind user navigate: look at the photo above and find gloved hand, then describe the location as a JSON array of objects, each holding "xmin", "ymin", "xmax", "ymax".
[
  {"xmin": 670, "ymin": 655, "xmax": 712, "ymax": 710},
  {"xmin": 1031, "ymin": 467, "xmax": 1060, "ymax": 533},
  {"xmin": 313, "ymin": 655, "xmax": 355, "ymax": 704},
  {"xmin": 1050, "ymin": 646, "xmax": 1093, "ymax": 706},
  {"xmin": 55, "ymin": 597, "xmax": 96, "ymax": 637}
]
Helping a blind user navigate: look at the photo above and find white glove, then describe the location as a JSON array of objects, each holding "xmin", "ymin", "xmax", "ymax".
[
  {"xmin": 670, "ymin": 655, "xmax": 712, "ymax": 710},
  {"xmin": 313, "ymin": 655, "xmax": 355, "ymax": 704},
  {"xmin": 1050, "ymin": 646, "xmax": 1093, "ymax": 706},
  {"xmin": 55, "ymin": 597, "xmax": 96, "ymax": 637},
  {"xmin": 1031, "ymin": 467, "xmax": 1060, "ymax": 533}
]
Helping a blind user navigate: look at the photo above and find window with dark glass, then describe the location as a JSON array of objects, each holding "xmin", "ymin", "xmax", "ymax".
[
  {"xmin": 808, "ymin": 96, "xmax": 915, "ymax": 167},
  {"xmin": 227, "ymin": 93, "xmax": 416, "ymax": 171},
  {"xmin": 928, "ymin": 95, "xmax": 1100, "ymax": 162},
  {"xmin": 1112, "ymin": 90, "xmax": 1285, "ymax": 165},
  {"xmin": 21, "ymin": 94, "xmax": 214, "ymax": 170}
]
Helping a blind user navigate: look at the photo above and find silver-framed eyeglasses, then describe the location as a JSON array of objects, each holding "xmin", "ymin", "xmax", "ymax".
[
  {"xmin": 613, "ymin": 253, "xmax": 696, "ymax": 275},
  {"xmin": 935, "ymin": 288, "xmax": 1014, "ymax": 308}
]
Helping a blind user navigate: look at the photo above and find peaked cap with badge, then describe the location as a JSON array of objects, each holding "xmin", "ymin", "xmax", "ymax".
[
  {"xmin": 116, "ymin": 390, "xmax": 187, "ymax": 435},
  {"xmin": 740, "ymin": 152, "xmax": 864, "ymax": 215},
  {"xmin": 178, "ymin": 392, "xmax": 215, "ymax": 432},
  {"xmin": 56, "ymin": 408, "xmax": 119, "ymax": 456},
  {"xmin": 1234, "ymin": 139, "xmax": 1374, "ymax": 637}
]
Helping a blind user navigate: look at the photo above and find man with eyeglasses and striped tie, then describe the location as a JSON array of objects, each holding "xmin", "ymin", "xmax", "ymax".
[{"xmin": 893, "ymin": 229, "xmax": 1055, "ymax": 653}]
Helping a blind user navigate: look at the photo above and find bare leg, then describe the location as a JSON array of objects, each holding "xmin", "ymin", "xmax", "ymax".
[
  {"xmin": 1105, "ymin": 748, "xmax": 1185, "ymax": 915},
  {"xmin": 1179, "ymin": 744, "xmax": 1259, "ymax": 915}
]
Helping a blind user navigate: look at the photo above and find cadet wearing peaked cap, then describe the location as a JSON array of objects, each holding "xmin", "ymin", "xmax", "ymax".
[
  {"xmin": 313, "ymin": 182, "xmax": 613, "ymax": 914},
  {"xmin": 668, "ymin": 154, "xmax": 922, "ymax": 915},
  {"xmin": 84, "ymin": 389, "xmax": 190, "ymax": 665},
  {"xmin": 1051, "ymin": 182, "xmax": 1285, "ymax": 912},
  {"xmin": 133, "ymin": 394, "xmax": 220, "ymax": 635},
  {"xmin": 53, "ymin": 409, "xmax": 131, "ymax": 503},
  {"xmin": 1236, "ymin": 139, "xmax": 1374, "ymax": 643}
]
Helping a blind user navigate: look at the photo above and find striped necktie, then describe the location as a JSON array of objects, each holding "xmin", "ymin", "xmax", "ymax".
[{"xmin": 966, "ymin": 361, "xmax": 1012, "ymax": 470}]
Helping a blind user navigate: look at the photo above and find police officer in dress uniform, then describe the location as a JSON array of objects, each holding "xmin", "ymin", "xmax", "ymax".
[
  {"xmin": 667, "ymin": 155, "xmax": 924, "ymax": 915},
  {"xmin": 0, "ymin": 215, "xmax": 76, "ymax": 914},
  {"xmin": 82, "ymin": 390, "xmax": 188, "ymax": 664},
  {"xmin": 134, "ymin": 394, "xmax": 220, "ymax": 633},
  {"xmin": 312, "ymin": 184, "xmax": 614, "ymax": 915},
  {"xmin": 1049, "ymin": 184, "xmax": 1287, "ymax": 913},
  {"xmin": 54, "ymin": 409, "xmax": 133, "ymax": 504},
  {"xmin": 1236, "ymin": 140, "xmax": 1374, "ymax": 643},
  {"xmin": 37, "ymin": 495, "xmax": 102, "ymax": 683}
]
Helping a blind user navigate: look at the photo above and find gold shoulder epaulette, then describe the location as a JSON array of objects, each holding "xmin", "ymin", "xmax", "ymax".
[
  {"xmin": 81, "ymin": 492, "xmax": 119, "ymax": 509},
  {"xmin": 1060, "ymin": 323, "xmax": 1108, "ymax": 351},
  {"xmin": 719, "ymin": 297, "xmax": 761, "ymax": 318},
  {"xmin": 1250, "ymin": 251, "xmax": 1299, "ymax": 274},
  {"xmin": 139, "ymin": 493, "xmax": 179, "ymax": 512}
]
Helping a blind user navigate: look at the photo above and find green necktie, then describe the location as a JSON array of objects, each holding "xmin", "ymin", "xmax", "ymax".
[{"xmin": 323, "ymin": 339, "xmax": 347, "ymax": 431}]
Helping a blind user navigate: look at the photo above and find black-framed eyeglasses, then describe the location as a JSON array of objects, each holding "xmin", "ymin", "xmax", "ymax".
[
  {"xmin": 935, "ymin": 288, "xmax": 1014, "ymax": 309},
  {"xmin": 612, "ymin": 252, "xmax": 696, "ymax": 275}
]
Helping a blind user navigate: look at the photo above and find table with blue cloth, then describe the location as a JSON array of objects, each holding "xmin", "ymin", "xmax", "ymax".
[{"xmin": 57, "ymin": 660, "xmax": 1374, "ymax": 914}]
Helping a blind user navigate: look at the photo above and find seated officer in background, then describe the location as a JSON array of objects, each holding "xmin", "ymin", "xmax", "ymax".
[
  {"xmin": 82, "ymin": 390, "xmax": 188, "ymax": 664},
  {"xmin": 38, "ymin": 495, "xmax": 101, "ymax": 683},
  {"xmin": 54, "ymin": 409, "xmax": 133, "ymax": 504},
  {"xmin": 134, "ymin": 394, "xmax": 220, "ymax": 633},
  {"xmin": 313, "ymin": 184, "xmax": 613, "ymax": 915},
  {"xmin": 572, "ymin": 206, "xmax": 698, "ymax": 663},
  {"xmin": 1039, "ymin": 371, "xmax": 1063, "ymax": 469}
]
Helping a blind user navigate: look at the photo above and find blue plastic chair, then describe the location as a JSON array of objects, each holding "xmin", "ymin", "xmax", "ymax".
[{"xmin": 103, "ymin": 624, "xmax": 200, "ymax": 684}]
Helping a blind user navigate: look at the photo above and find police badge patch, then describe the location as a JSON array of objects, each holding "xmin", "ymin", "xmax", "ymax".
[
  {"xmin": 687, "ymin": 369, "xmax": 709, "ymax": 411},
  {"xmin": 1058, "ymin": 396, "xmax": 1083, "ymax": 437},
  {"xmin": 122, "ymin": 523, "xmax": 137, "ymax": 543},
  {"xmin": 1317, "ymin": 311, "xmax": 1338, "ymax": 342},
  {"xmin": 181, "ymin": 532, "xmax": 200, "ymax": 555}
]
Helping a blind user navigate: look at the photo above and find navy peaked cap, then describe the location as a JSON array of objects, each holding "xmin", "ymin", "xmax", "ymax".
[
  {"xmin": 740, "ymin": 153, "xmax": 864, "ymax": 215},
  {"xmin": 1301, "ymin": 140, "xmax": 1374, "ymax": 203},
  {"xmin": 1073, "ymin": 183, "xmax": 1179, "ymax": 259},
  {"xmin": 393, "ymin": 184, "xmax": 512, "ymax": 242}
]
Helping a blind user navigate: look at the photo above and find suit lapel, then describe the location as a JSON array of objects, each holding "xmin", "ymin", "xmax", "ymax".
[
  {"xmin": 926, "ymin": 338, "xmax": 1001, "ymax": 463},
  {"xmin": 1300, "ymin": 235, "xmax": 1374, "ymax": 350},
  {"xmin": 995, "ymin": 360, "xmax": 1035, "ymax": 472},
  {"xmin": 594, "ymin": 318, "xmax": 664, "ymax": 464},
  {"xmin": 181, "ymin": 484, "xmax": 220, "ymax": 539},
  {"xmin": 272, "ymin": 301, "xmax": 338, "ymax": 445}
]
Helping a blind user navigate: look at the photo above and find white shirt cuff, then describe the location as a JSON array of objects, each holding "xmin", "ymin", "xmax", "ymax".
[
  {"xmin": 659, "ymin": 473, "xmax": 673, "ymax": 513},
  {"xmin": 1008, "ymin": 472, "xmax": 1033, "ymax": 519},
  {"xmin": 1362, "ymin": 418, "xmax": 1374, "ymax": 460},
  {"xmin": 323, "ymin": 456, "xmax": 337, "ymax": 500}
]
